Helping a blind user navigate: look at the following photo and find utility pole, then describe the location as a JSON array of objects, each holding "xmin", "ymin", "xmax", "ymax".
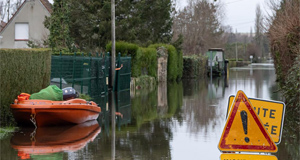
[
  {"xmin": 111, "ymin": 1, "xmax": 116, "ymax": 160},
  {"xmin": 111, "ymin": 0, "xmax": 116, "ymax": 89},
  {"xmin": 235, "ymin": 29, "xmax": 238, "ymax": 62}
]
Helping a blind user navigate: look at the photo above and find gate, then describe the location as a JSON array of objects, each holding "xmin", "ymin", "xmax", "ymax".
[{"xmin": 51, "ymin": 52, "xmax": 131, "ymax": 97}]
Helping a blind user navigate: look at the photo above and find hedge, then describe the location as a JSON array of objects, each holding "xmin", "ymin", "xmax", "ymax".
[
  {"xmin": 139, "ymin": 47, "xmax": 157, "ymax": 78},
  {"xmin": 0, "ymin": 49, "xmax": 52, "ymax": 126},
  {"xmin": 149, "ymin": 44, "xmax": 182, "ymax": 81},
  {"xmin": 106, "ymin": 41, "xmax": 139, "ymax": 57},
  {"xmin": 106, "ymin": 41, "xmax": 141, "ymax": 77},
  {"xmin": 183, "ymin": 55, "xmax": 207, "ymax": 78},
  {"xmin": 106, "ymin": 42, "xmax": 182, "ymax": 81}
]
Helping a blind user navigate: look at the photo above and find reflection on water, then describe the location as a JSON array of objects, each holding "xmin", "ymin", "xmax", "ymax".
[
  {"xmin": 1, "ymin": 64, "xmax": 299, "ymax": 160},
  {"xmin": 10, "ymin": 120, "xmax": 100, "ymax": 159}
]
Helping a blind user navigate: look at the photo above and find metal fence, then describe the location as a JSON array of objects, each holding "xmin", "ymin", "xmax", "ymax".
[{"xmin": 51, "ymin": 52, "xmax": 131, "ymax": 97}]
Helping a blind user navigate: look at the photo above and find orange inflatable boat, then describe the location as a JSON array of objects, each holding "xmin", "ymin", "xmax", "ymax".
[{"xmin": 10, "ymin": 98, "xmax": 101, "ymax": 127}]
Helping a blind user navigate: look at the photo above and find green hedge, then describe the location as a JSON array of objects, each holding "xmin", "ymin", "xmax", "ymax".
[
  {"xmin": 106, "ymin": 42, "xmax": 182, "ymax": 81},
  {"xmin": 183, "ymin": 55, "xmax": 207, "ymax": 78},
  {"xmin": 139, "ymin": 48, "xmax": 157, "ymax": 78},
  {"xmin": 0, "ymin": 49, "xmax": 52, "ymax": 126},
  {"xmin": 106, "ymin": 41, "xmax": 139, "ymax": 57},
  {"xmin": 149, "ymin": 44, "xmax": 182, "ymax": 81},
  {"xmin": 106, "ymin": 41, "xmax": 141, "ymax": 77}
]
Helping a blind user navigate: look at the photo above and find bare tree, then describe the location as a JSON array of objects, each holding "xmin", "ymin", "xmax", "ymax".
[
  {"xmin": 0, "ymin": 1, "xmax": 8, "ymax": 22},
  {"xmin": 0, "ymin": 0, "xmax": 24, "ymax": 23},
  {"xmin": 12, "ymin": 0, "xmax": 24, "ymax": 14},
  {"xmin": 254, "ymin": 4, "xmax": 264, "ymax": 59},
  {"xmin": 172, "ymin": 0, "xmax": 225, "ymax": 55}
]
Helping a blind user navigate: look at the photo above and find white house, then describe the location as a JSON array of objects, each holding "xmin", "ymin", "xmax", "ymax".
[{"xmin": 0, "ymin": 0, "xmax": 52, "ymax": 48}]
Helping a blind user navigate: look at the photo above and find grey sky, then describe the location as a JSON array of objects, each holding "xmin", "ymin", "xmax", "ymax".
[{"xmin": 179, "ymin": 0, "xmax": 273, "ymax": 33}]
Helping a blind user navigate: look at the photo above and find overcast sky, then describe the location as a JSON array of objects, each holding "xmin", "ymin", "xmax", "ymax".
[
  {"xmin": 48, "ymin": 0, "xmax": 272, "ymax": 33},
  {"xmin": 178, "ymin": 0, "xmax": 273, "ymax": 33}
]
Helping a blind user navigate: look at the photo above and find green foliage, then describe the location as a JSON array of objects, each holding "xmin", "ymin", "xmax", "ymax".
[
  {"xmin": 0, "ymin": 127, "xmax": 16, "ymax": 140},
  {"xmin": 106, "ymin": 41, "xmax": 139, "ymax": 57},
  {"xmin": 0, "ymin": 49, "xmax": 52, "ymax": 126},
  {"xmin": 177, "ymin": 51, "xmax": 183, "ymax": 80},
  {"xmin": 115, "ymin": 0, "xmax": 173, "ymax": 46},
  {"xmin": 79, "ymin": 94, "xmax": 92, "ymax": 101},
  {"xmin": 131, "ymin": 88, "xmax": 158, "ymax": 128},
  {"xmin": 57, "ymin": 0, "xmax": 173, "ymax": 51},
  {"xmin": 183, "ymin": 55, "xmax": 207, "ymax": 78},
  {"xmin": 139, "ymin": 48, "xmax": 157, "ymax": 78},
  {"xmin": 268, "ymin": 0, "xmax": 300, "ymax": 112},
  {"xmin": 149, "ymin": 44, "xmax": 182, "ymax": 81},
  {"xmin": 106, "ymin": 41, "xmax": 141, "ymax": 77},
  {"xmin": 282, "ymin": 55, "xmax": 300, "ymax": 110},
  {"xmin": 133, "ymin": 76, "xmax": 156, "ymax": 91},
  {"xmin": 167, "ymin": 82, "xmax": 183, "ymax": 115},
  {"xmin": 68, "ymin": 0, "xmax": 111, "ymax": 52},
  {"xmin": 44, "ymin": 0, "xmax": 73, "ymax": 52}
]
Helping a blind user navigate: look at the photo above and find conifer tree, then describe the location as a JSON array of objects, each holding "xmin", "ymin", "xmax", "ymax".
[{"xmin": 44, "ymin": 0, "xmax": 73, "ymax": 52}]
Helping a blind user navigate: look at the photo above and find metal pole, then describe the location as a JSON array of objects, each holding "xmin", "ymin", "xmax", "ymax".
[
  {"xmin": 210, "ymin": 51, "xmax": 212, "ymax": 79},
  {"xmin": 110, "ymin": 92, "xmax": 116, "ymax": 160},
  {"xmin": 235, "ymin": 30, "xmax": 238, "ymax": 62},
  {"xmin": 60, "ymin": 52, "xmax": 62, "ymax": 89},
  {"xmin": 111, "ymin": 0, "xmax": 116, "ymax": 89}
]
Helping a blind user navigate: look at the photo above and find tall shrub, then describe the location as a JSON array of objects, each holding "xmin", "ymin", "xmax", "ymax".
[
  {"xmin": 268, "ymin": 0, "xmax": 300, "ymax": 116},
  {"xmin": 0, "ymin": 49, "xmax": 52, "ymax": 126},
  {"xmin": 44, "ymin": 0, "xmax": 73, "ymax": 52},
  {"xmin": 268, "ymin": 0, "xmax": 300, "ymax": 86}
]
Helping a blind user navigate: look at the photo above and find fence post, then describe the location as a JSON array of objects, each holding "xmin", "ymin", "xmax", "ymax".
[
  {"xmin": 88, "ymin": 52, "xmax": 92, "ymax": 96},
  {"xmin": 104, "ymin": 52, "xmax": 108, "ymax": 95},
  {"xmin": 114, "ymin": 52, "xmax": 121, "ymax": 91},
  {"xmin": 59, "ymin": 52, "xmax": 62, "ymax": 89},
  {"xmin": 107, "ymin": 52, "xmax": 110, "ymax": 89},
  {"xmin": 81, "ymin": 52, "xmax": 84, "ymax": 94},
  {"xmin": 96, "ymin": 52, "xmax": 99, "ymax": 96},
  {"xmin": 72, "ymin": 52, "xmax": 76, "ymax": 88}
]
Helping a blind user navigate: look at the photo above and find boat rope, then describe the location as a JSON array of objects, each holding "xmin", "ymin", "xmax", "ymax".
[
  {"xmin": 30, "ymin": 128, "xmax": 36, "ymax": 144},
  {"xmin": 30, "ymin": 113, "xmax": 37, "ymax": 129}
]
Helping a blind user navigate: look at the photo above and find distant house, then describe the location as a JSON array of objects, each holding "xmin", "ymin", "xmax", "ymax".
[{"xmin": 0, "ymin": 0, "xmax": 52, "ymax": 49}]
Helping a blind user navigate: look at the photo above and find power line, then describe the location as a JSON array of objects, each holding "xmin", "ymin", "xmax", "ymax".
[{"xmin": 224, "ymin": 0, "xmax": 246, "ymax": 5}]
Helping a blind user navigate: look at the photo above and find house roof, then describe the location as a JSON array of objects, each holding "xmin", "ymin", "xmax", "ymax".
[
  {"xmin": 0, "ymin": 0, "xmax": 52, "ymax": 33},
  {"xmin": 40, "ymin": 0, "xmax": 53, "ymax": 13}
]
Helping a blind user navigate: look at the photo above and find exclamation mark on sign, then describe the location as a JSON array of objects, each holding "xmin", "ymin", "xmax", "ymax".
[{"xmin": 240, "ymin": 110, "xmax": 250, "ymax": 143}]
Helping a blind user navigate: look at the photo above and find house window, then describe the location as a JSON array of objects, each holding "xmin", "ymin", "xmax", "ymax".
[{"xmin": 15, "ymin": 23, "xmax": 29, "ymax": 41}]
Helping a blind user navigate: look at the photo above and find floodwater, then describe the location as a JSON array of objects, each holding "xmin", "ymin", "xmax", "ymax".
[{"xmin": 1, "ymin": 63, "xmax": 299, "ymax": 160}]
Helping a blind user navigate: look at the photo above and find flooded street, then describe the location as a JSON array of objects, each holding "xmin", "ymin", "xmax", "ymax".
[{"xmin": 1, "ymin": 64, "xmax": 299, "ymax": 160}]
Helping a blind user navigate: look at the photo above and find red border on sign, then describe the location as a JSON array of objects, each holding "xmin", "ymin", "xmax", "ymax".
[{"xmin": 219, "ymin": 93, "xmax": 277, "ymax": 151}]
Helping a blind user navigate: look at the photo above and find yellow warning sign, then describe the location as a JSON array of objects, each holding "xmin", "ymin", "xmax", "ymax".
[
  {"xmin": 227, "ymin": 96, "xmax": 285, "ymax": 144},
  {"xmin": 220, "ymin": 154, "xmax": 278, "ymax": 160},
  {"xmin": 218, "ymin": 90, "xmax": 277, "ymax": 153}
]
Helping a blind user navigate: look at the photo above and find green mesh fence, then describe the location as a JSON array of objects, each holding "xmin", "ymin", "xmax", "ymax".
[
  {"xmin": 115, "ymin": 53, "xmax": 132, "ymax": 91},
  {"xmin": 51, "ymin": 53, "xmax": 108, "ymax": 97},
  {"xmin": 51, "ymin": 52, "xmax": 131, "ymax": 97}
]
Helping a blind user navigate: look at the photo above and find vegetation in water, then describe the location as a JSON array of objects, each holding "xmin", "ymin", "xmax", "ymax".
[{"xmin": 79, "ymin": 93, "xmax": 92, "ymax": 101}]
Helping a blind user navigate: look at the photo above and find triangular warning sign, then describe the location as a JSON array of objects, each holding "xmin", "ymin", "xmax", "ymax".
[{"xmin": 218, "ymin": 90, "xmax": 277, "ymax": 153}]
